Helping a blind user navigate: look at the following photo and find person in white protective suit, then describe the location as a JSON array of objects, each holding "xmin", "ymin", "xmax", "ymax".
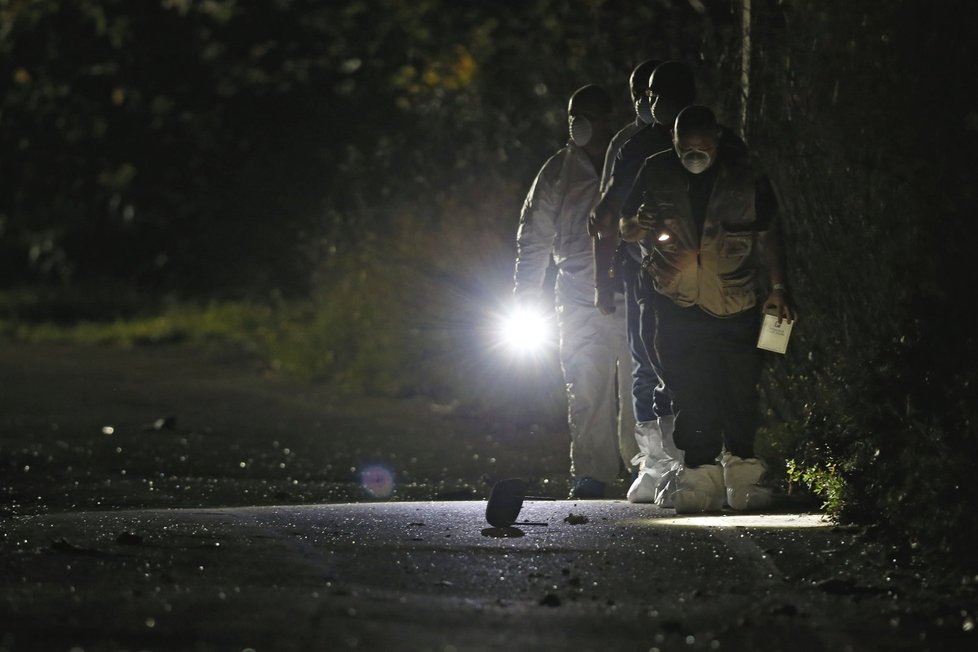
[
  {"xmin": 621, "ymin": 105, "xmax": 797, "ymax": 513},
  {"xmin": 513, "ymin": 84, "xmax": 635, "ymax": 499}
]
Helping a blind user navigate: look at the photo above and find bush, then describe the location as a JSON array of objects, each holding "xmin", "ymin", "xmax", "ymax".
[{"xmin": 744, "ymin": 0, "xmax": 978, "ymax": 566}]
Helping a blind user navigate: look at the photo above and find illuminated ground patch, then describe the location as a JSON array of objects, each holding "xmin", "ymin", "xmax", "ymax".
[{"xmin": 639, "ymin": 512, "xmax": 830, "ymax": 529}]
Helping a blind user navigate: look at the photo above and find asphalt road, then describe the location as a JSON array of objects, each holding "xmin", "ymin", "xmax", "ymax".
[
  {"xmin": 1, "ymin": 343, "xmax": 976, "ymax": 651},
  {"xmin": 2, "ymin": 500, "xmax": 976, "ymax": 652}
]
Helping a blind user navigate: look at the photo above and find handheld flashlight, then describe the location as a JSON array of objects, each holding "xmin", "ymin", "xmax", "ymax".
[{"xmin": 498, "ymin": 305, "xmax": 552, "ymax": 354}]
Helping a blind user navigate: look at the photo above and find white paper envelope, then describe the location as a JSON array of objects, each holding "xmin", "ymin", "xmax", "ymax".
[{"xmin": 757, "ymin": 313, "xmax": 793, "ymax": 354}]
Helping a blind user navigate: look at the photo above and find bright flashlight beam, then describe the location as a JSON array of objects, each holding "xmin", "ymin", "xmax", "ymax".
[{"xmin": 499, "ymin": 307, "xmax": 551, "ymax": 354}]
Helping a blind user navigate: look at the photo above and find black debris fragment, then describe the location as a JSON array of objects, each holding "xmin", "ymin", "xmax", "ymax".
[{"xmin": 539, "ymin": 593, "xmax": 561, "ymax": 607}]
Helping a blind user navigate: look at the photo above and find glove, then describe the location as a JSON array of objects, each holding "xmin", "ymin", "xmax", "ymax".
[
  {"xmin": 588, "ymin": 203, "xmax": 616, "ymax": 239},
  {"xmin": 595, "ymin": 286, "xmax": 616, "ymax": 315},
  {"xmin": 636, "ymin": 203, "xmax": 659, "ymax": 231}
]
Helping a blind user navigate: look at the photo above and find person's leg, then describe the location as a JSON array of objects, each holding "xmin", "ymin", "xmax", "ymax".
[
  {"xmin": 654, "ymin": 297, "xmax": 723, "ymax": 468},
  {"xmin": 654, "ymin": 298, "xmax": 728, "ymax": 513},
  {"xmin": 717, "ymin": 309, "xmax": 763, "ymax": 460},
  {"xmin": 623, "ymin": 257, "xmax": 658, "ymax": 423},
  {"xmin": 627, "ymin": 276, "xmax": 683, "ymax": 504},
  {"xmin": 612, "ymin": 293, "xmax": 639, "ymax": 471},
  {"xmin": 716, "ymin": 308, "xmax": 772, "ymax": 510},
  {"xmin": 637, "ymin": 270, "xmax": 672, "ymax": 419},
  {"xmin": 557, "ymin": 299, "xmax": 622, "ymax": 491},
  {"xmin": 635, "ymin": 274, "xmax": 676, "ymax": 452},
  {"xmin": 616, "ymin": 257, "xmax": 651, "ymax": 473}
]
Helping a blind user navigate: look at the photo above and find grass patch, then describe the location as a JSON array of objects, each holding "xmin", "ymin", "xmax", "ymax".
[
  {"xmin": 0, "ymin": 296, "xmax": 416, "ymax": 393},
  {"xmin": 1, "ymin": 300, "xmax": 267, "ymax": 349}
]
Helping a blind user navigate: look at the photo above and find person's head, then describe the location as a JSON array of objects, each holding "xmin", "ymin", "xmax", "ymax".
[
  {"xmin": 629, "ymin": 58, "xmax": 663, "ymax": 124},
  {"xmin": 648, "ymin": 60, "xmax": 696, "ymax": 128},
  {"xmin": 673, "ymin": 104, "xmax": 721, "ymax": 174},
  {"xmin": 567, "ymin": 84, "xmax": 614, "ymax": 150}
]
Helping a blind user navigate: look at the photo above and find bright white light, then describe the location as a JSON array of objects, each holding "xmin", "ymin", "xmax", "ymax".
[
  {"xmin": 640, "ymin": 513, "xmax": 830, "ymax": 528},
  {"xmin": 499, "ymin": 307, "xmax": 551, "ymax": 354},
  {"xmin": 656, "ymin": 231, "xmax": 671, "ymax": 242}
]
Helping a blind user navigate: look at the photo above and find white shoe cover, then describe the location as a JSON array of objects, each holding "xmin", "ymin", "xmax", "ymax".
[
  {"xmin": 630, "ymin": 419, "xmax": 659, "ymax": 467},
  {"xmin": 627, "ymin": 458, "xmax": 682, "ymax": 506},
  {"xmin": 722, "ymin": 454, "xmax": 773, "ymax": 511},
  {"xmin": 628, "ymin": 418, "xmax": 683, "ymax": 507},
  {"xmin": 629, "ymin": 417, "xmax": 682, "ymax": 465},
  {"xmin": 672, "ymin": 464, "xmax": 725, "ymax": 514},
  {"xmin": 627, "ymin": 470, "xmax": 656, "ymax": 503}
]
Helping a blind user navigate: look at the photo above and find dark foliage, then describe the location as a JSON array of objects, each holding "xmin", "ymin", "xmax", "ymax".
[
  {"xmin": 747, "ymin": 0, "xmax": 978, "ymax": 567},
  {"xmin": 0, "ymin": 0, "xmax": 725, "ymax": 297}
]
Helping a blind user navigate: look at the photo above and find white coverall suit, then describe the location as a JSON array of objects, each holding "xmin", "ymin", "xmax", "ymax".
[{"xmin": 514, "ymin": 143, "xmax": 635, "ymax": 485}]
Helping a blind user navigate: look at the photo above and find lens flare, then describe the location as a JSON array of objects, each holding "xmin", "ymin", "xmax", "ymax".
[{"xmin": 360, "ymin": 465, "xmax": 395, "ymax": 499}]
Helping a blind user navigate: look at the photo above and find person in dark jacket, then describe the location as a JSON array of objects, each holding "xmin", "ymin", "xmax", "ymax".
[{"xmin": 591, "ymin": 57, "xmax": 662, "ymax": 481}]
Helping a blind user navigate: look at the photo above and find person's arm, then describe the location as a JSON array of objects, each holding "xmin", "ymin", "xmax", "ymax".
[
  {"xmin": 756, "ymin": 175, "xmax": 797, "ymax": 322},
  {"xmin": 592, "ymin": 134, "xmax": 627, "ymax": 314},
  {"xmin": 618, "ymin": 158, "xmax": 652, "ymax": 242},
  {"xmin": 514, "ymin": 156, "xmax": 560, "ymax": 302},
  {"xmin": 593, "ymin": 229, "xmax": 619, "ymax": 314},
  {"xmin": 590, "ymin": 137, "xmax": 624, "ymax": 238}
]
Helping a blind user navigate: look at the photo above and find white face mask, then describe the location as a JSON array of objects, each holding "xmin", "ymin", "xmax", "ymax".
[
  {"xmin": 569, "ymin": 115, "xmax": 592, "ymax": 146},
  {"xmin": 679, "ymin": 148, "xmax": 712, "ymax": 174},
  {"xmin": 635, "ymin": 95, "xmax": 654, "ymax": 125}
]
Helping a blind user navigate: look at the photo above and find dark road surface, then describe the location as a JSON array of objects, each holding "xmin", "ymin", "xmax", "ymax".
[
  {"xmin": 1, "ymin": 343, "xmax": 976, "ymax": 651},
  {"xmin": 2, "ymin": 501, "xmax": 976, "ymax": 652}
]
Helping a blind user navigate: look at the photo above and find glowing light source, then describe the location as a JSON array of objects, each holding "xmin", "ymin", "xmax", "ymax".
[
  {"xmin": 656, "ymin": 231, "xmax": 671, "ymax": 242},
  {"xmin": 498, "ymin": 306, "xmax": 552, "ymax": 354}
]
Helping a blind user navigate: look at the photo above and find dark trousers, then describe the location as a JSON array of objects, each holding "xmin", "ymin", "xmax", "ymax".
[
  {"xmin": 653, "ymin": 297, "xmax": 762, "ymax": 467},
  {"xmin": 622, "ymin": 256, "xmax": 670, "ymax": 422}
]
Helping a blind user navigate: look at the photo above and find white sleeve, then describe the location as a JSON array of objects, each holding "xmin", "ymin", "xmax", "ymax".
[{"xmin": 514, "ymin": 154, "xmax": 561, "ymax": 298}]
